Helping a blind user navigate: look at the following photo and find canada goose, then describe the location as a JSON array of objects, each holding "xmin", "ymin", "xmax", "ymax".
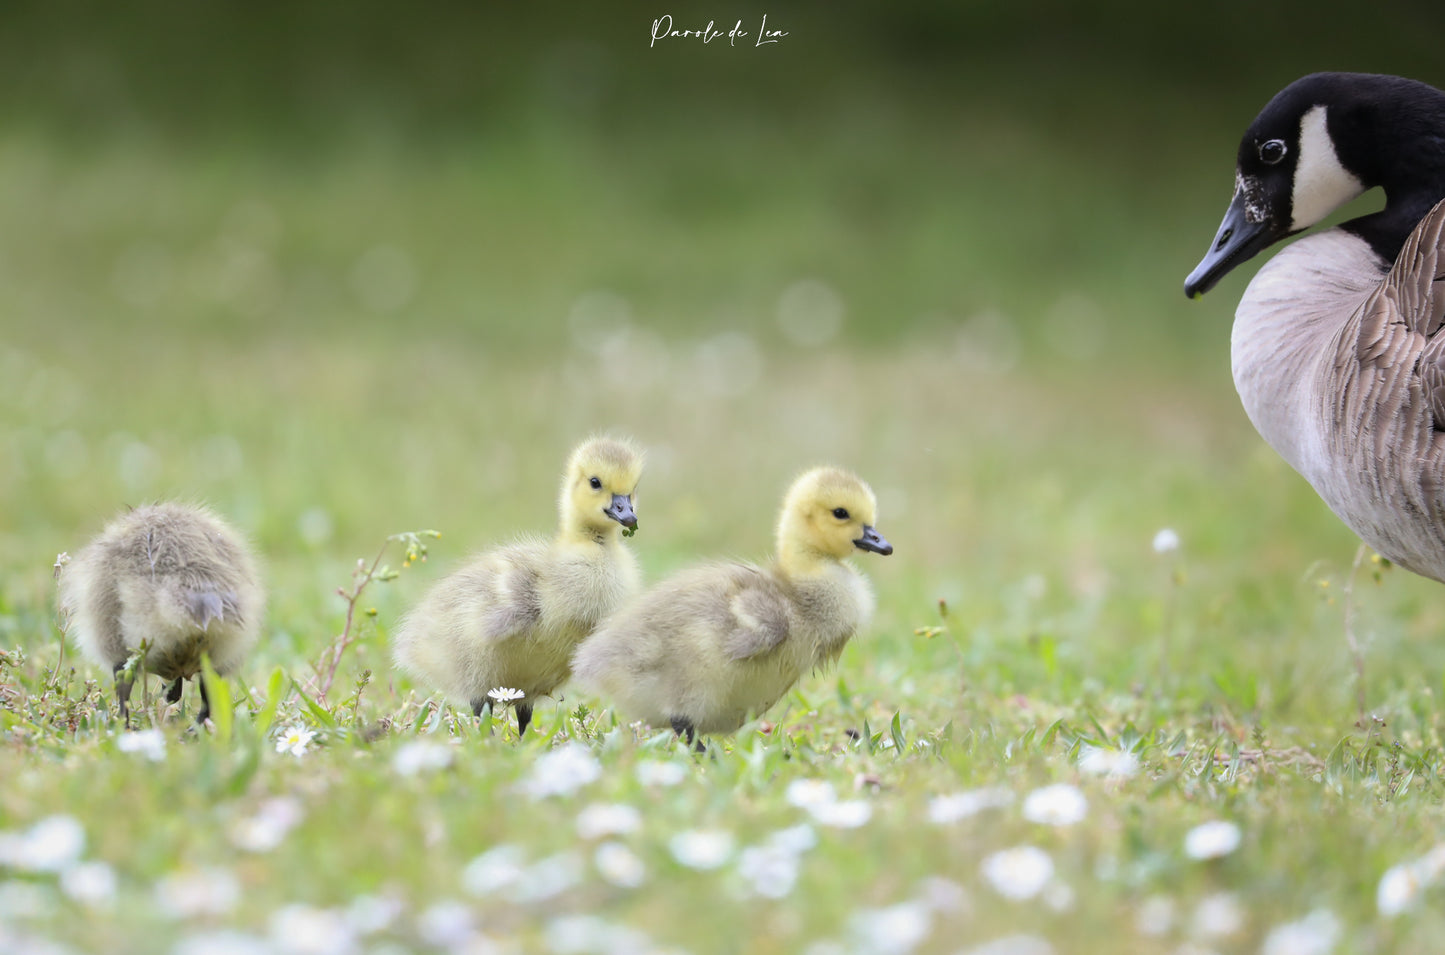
[
  {"xmin": 571, "ymin": 466, "xmax": 892, "ymax": 742},
  {"xmin": 392, "ymin": 436, "xmax": 644, "ymax": 735},
  {"xmin": 57, "ymin": 503, "xmax": 264, "ymax": 724},
  {"xmin": 1185, "ymin": 72, "xmax": 1445, "ymax": 584}
]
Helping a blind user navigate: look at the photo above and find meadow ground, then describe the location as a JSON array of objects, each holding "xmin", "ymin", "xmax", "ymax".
[{"xmin": 7, "ymin": 9, "xmax": 1445, "ymax": 953}]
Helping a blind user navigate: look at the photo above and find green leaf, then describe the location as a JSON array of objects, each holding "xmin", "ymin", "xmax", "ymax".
[
  {"xmin": 201, "ymin": 654, "xmax": 233, "ymax": 744},
  {"xmin": 889, "ymin": 711, "xmax": 906, "ymax": 754},
  {"xmin": 291, "ymin": 681, "xmax": 339, "ymax": 731},
  {"xmin": 254, "ymin": 667, "xmax": 286, "ymax": 737}
]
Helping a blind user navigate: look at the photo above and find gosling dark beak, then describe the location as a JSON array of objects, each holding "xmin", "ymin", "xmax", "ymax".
[
  {"xmin": 853, "ymin": 525, "xmax": 893, "ymax": 555},
  {"xmin": 604, "ymin": 493, "xmax": 637, "ymax": 529},
  {"xmin": 1184, "ymin": 188, "xmax": 1283, "ymax": 299}
]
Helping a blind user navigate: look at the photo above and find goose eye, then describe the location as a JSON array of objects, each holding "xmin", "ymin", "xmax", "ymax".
[
  {"xmin": 832, "ymin": 507, "xmax": 850, "ymax": 520},
  {"xmin": 1258, "ymin": 139, "xmax": 1287, "ymax": 165},
  {"xmin": 589, "ymin": 476, "xmax": 602, "ymax": 490}
]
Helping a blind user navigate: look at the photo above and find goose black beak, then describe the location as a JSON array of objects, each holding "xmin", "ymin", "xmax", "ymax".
[
  {"xmin": 1184, "ymin": 188, "xmax": 1283, "ymax": 298},
  {"xmin": 604, "ymin": 493, "xmax": 637, "ymax": 529},
  {"xmin": 853, "ymin": 525, "xmax": 893, "ymax": 555}
]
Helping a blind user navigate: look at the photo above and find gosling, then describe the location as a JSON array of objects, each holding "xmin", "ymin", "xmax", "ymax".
[
  {"xmin": 392, "ymin": 436, "xmax": 644, "ymax": 735},
  {"xmin": 572, "ymin": 466, "xmax": 892, "ymax": 742},
  {"xmin": 57, "ymin": 502, "xmax": 264, "ymax": 724}
]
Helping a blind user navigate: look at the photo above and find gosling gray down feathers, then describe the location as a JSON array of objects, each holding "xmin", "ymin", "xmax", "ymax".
[
  {"xmin": 57, "ymin": 502, "xmax": 264, "ymax": 723},
  {"xmin": 571, "ymin": 466, "xmax": 892, "ymax": 741},
  {"xmin": 391, "ymin": 436, "xmax": 644, "ymax": 735},
  {"xmin": 1185, "ymin": 72, "xmax": 1445, "ymax": 584}
]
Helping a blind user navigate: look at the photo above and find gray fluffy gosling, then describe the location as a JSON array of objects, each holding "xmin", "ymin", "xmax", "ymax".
[
  {"xmin": 1186, "ymin": 73, "xmax": 1445, "ymax": 584},
  {"xmin": 572, "ymin": 466, "xmax": 892, "ymax": 743},
  {"xmin": 57, "ymin": 502, "xmax": 264, "ymax": 724},
  {"xmin": 392, "ymin": 436, "xmax": 644, "ymax": 735}
]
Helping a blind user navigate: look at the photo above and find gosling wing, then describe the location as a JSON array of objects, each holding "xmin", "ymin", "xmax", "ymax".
[{"xmin": 716, "ymin": 565, "xmax": 792, "ymax": 661}]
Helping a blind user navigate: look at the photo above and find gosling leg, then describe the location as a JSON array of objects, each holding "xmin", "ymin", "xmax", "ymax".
[
  {"xmin": 670, "ymin": 717, "xmax": 705, "ymax": 753},
  {"xmin": 515, "ymin": 702, "xmax": 534, "ymax": 737},
  {"xmin": 165, "ymin": 678, "xmax": 184, "ymax": 704},
  {"xmin": 195, "ymin": 677, "xmax": 211, "ymax": 725}
]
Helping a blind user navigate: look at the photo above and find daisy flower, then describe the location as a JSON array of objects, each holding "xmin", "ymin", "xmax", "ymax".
[
  {"xmin": 1021, "ymin": 784, "xmax": 1087, "ymax": 827},
  {"xmin": 517, "ymin": 744, "xmax": 601, "ymax": 799},
  {"xmin": 275, "ymin": 725, "xmax": 316, "ymax": 757},
  {"xmin": 981, "ymin": 846, "xmax": 1054, "ymax": 901},
  {"xmin": 1183, "ymin": 820, "xmax": 1242, "ymax": 860},
  {"xmin": 487, "ymin": 687, "xmax": 525, "ymax": 704},
  {"xmin": 669, "ymin": 830, "xmax": 735, "ymax": 870}
]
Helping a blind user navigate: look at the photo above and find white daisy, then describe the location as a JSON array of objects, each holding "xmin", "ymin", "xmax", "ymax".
[
  {"xmin": 737, "ymin": 845, "xmax": 800, "ymax": 899},
  {"xmin": 1377, "ymin": 843, "xmax": 1445, "ymax": 917},
  {"xmin": 1021, "ymin": 784, "xmax": 1087, "ymax": 827},
  {"xmin": 669, "ymin": 830, "xmax": 735, "ymax": 870},
  {"xmin": 927, "ymin": 787, "xmax": 1014, "ymax": 824},
  {"xmin": 59, "ymin": 861, "xmax": 117, "ymax": 906},
  {"xmin": 848, "ymin": 901, "xmax": 933, "ymax": 955},
  {"xmin": 510, "ymin": 852, "xmax": 583, "ymax": 903},
  {"xmin": 1377, "ymin": 863, "xmax": 1424, "ymax": 918},
  {"xmin": 172, "ymin": 930, "xmax": 272, "ymax": 955},
  {"xmin": 116, "ymin": 728, "xmax": 167, "ymax": 762},
  {"xmin": 785, "ymin": 779, "xmax": 837, "ymax": 810},
  {"xmin": 462, "ymin": 845, "xmax": 527, "ymax": 896},
  {"xmin": 808, "ymin": 799, "xmax": 873, "ymax": 829},
  {"xmin": 155, "ymin": 867, "xmax": 241, "ymax": 919},
  {"xmin": 958, "ymin": 935, "xmax": 1055, "ymax": 955},
  {"xmin": 634, "ymin": 760, "xmax": 687, "ymax": 787},
  {"xmin": 917, "ymin": 876, "xmax": 970, "ymax": 914},
  {"xmin": 1192, "ymin": 891, "xmax": 1246, "ymax": 938},
  {"xmin": 1134, "ymin": 894, "xmax": 1174, "ymax": 936},
  {"xmin": 391, "ymin": 741, "xmax": 454, "ymax": 777},
  {"xmin": 1153, "ymin": 528, "xmax": 1181, "ymax": 554},
  {"xmin": 13, "ymin": 816, "xmax": 86, "ymax": 873},
  {"xmin": 231, "ymin": 796, "xmax": 304, "ymax": 853},
  {"xmin": 415, "ymin": 900, "xmax": 475, "ymax": 948},
  {"xmin": 518, "ymin": 744, "xmax": 602, "ymax": 799},
  {"xmin": 594, "ymin": 842, "xmax": 646, "ymax": 889},
  {"xmin": 1077, "ymin": 745, "xmax": 1139, "ymax": 779},
  {"xmin": 275, "ymin": 725, "xmax": 316, "ymax": 757},
  {"xmin": 981, "ymin": 846, "xmax": 1054, "ymax": 901},
  {"xmin": 487, "ymin": 687, "xmax": 525, "ymax": 703},
  {"xmin": 344, "ymin": 893, "xmax": 404, "ymax": 935},
  {"xmin": 1183, "ymin": 820, "xmax": 1242, "ymax": 860},
  {"xmin": 1261, "ymin": 909, "xmax": 1341, "ymax": 955},
  {"xmin": 268, "ymin": 904, "xmax": 358, "ymax": 955},
  {"xmin": 575, "ymin": 803, "xmax": 642, "ymax": 840},
  {"xmin": 765, "ymin": 824, "xmax": 817, "ymax": 855}
]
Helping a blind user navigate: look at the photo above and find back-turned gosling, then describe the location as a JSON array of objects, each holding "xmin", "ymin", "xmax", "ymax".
[
  {"xmin": 57, "ymin": 502, "xmax": 264, "ymax": 724},
  {"xmin": 392, "ymin": 436, "xmax": 644, "ymax": 736},
  {"xmin": 572, "ymin": 466, "xmax": 892, "ymax": 743}
]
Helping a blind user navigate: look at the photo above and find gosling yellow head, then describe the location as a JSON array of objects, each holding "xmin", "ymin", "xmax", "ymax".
[
  {"xmin": 776, "ymin": 466, "xmax": 892, "ymax": 572},
  {"xmin": 560, "ymin": 436, "xmax": 645, "ymax": 542}
]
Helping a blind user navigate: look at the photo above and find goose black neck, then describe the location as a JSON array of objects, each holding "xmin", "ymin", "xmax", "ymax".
[{"xmin": 1326, "ymin": 73, "xmax": 1445, "ymax": 265}]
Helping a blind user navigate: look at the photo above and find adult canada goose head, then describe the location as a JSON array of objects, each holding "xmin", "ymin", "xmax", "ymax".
[
  {"xmin": 560, "ymin": 436, "xmax": 645, "ymax": 540},
  {"xmin": 1185, "ymin": 72, "xmax": 1445, "ymax": 297},
  {"xmin": 776, "ymin": 466, "xmax": 893, "ymax": 571}
]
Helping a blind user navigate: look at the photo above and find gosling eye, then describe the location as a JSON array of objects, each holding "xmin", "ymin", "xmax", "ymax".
[
  {"xmin": 1258, "ymin": 139, "xmax": 1287, "ymax": 165},
  {"xmin": 832, "ymin": 507, "xmax": 850, "ymax": 520},
  {"xmin": 589, "ymin": 476, "xmax": 602, "ymax": 490}
]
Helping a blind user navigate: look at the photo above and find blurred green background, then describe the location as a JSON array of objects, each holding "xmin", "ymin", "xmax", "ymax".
[{"xmin": 4, "ymin": 0, "xmax": 1445, "ymax": 720}]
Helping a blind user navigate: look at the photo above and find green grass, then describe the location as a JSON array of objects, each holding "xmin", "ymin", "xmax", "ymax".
[{"xmin": 7, "ymin": 11, "xmax": 1445, "ymax": 952}]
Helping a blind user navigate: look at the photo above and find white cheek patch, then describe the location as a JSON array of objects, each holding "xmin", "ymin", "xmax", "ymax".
[{"xmin": 1290, "ymin": 105, "xmax": 1365, "ymax": 230}]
